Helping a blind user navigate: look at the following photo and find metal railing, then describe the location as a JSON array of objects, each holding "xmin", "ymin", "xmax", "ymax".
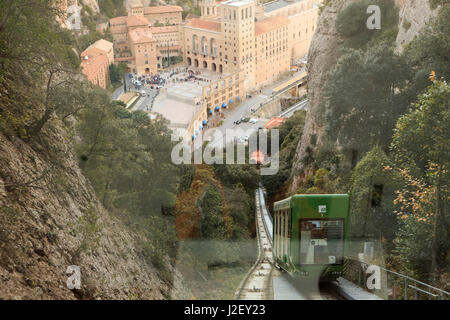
[{"xmin": 345, "ymin": 258, "xmax": 450, "ymax": 300}]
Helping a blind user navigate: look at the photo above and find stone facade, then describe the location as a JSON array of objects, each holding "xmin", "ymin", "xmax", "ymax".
[
  {"xmin": 80, "ymin": 39, "xmax": 113, "ymax": 89},
  {"xmin": 110, "ymin": 0, "xmax": 320, "ymax": 88},
  {"xmin": 129, "ymin": 0, "xmax": 183, "ymax": 26},
  {"xmin": 183, "ymin": 0, "xmax": 320, "ymax": 91}
]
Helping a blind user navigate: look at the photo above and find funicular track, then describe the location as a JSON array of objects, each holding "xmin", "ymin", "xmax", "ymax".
[
  {"xmin": 236, "ymin": 187, "xmax": 343, "ymax": 300},
  {"xmin": 234, "ymin": 190, "xmax": 274, "ymax": 300}
]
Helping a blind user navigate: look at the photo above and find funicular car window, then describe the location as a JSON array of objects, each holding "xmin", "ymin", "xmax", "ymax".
[{"xmin": 299, "ymin": 219, "xmax": 344, "ymax": 265}]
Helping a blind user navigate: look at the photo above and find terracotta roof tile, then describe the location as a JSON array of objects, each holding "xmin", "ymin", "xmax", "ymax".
[
  {"xmin": 109, "ymin": 16, "xmax": 127, "ymax": 26},
  {"xmin": 185, "ymin": 18, "xmax": 221, "ymax": 32},
  {"xmin": 255, "ymin": 16, "xmax": 290, "ymax": 36},
  {"xmin": 126, "ymin": 15, "xmax": 149, "ymax": 27},
  {"xmin": 81, "ymin": 53, "xmax": 108, "ymax": 77},
  {"xmin": 144, "ymin": 5, "xmax": 183, "ymax": 14},
  {"xmin": 128, "ymin": 27, "xmax": 156, "ymax": 44},
  {"xmin": 264, "ymin": 117, "xmax": 285, "ymax": 129},
  {"xmin": 150, "ymin": 26, "xmax": 178, "ymax": 34}
]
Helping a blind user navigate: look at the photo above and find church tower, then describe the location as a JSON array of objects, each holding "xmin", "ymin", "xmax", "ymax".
[
  {"xmin": 199, "ymin": 0, "xmax": 217, "ymax": 18},
  {"xmin": 220, "ymin": 0, "xmax": 256, "ymax": 90}
]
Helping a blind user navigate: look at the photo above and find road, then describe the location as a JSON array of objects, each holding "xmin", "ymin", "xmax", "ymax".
[
  {"xmin": 203, "ymin": 69, "xmax": 306, "ymax": 149},
  {"xmin": 278, "ymin": 99, "xmax": 308, "ymax": 118},
  {"xmin": 111, "ymin": 75, "xmax": 160, "ymax": 111},
  {"xmin": 111, "ymin": 68, "xmax": 306, "ymax": 145}
]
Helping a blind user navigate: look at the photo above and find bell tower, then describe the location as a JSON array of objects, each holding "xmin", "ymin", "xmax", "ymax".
[{"xmin": 199, "ymin": 0, "xmax": 217, "ymax": 18}]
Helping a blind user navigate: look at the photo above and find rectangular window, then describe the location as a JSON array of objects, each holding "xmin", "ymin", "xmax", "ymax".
[{"xmin": 299, "ymin": 219, "xmax": 345, "ymax": 265}]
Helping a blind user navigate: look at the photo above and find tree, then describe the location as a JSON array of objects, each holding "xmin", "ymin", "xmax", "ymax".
[
  {"xmin": 335, "ymin": 0, "xmax": 398, "ymax": 49},
  {"xmin": 391, "ymin": 79, "xmax": 450, "ymax": 280},
  {"xmin": 0, "ymin": 0, "xmax": 82, "ymax": 137},
  {"xmin": 109, "ymin": 63, "xmax": 122, "ymax": 84},
  {"xmin": 323, "ymin": 44, "xmax": 410, "ymax": 157},
  {"xmin": 403, "ymin": 5, "xmax": 450, "ymax": 102},
  {"xmin": 349, "ymin": 146, "xmax": 402, "ymax": 245},
  {"xmin": 200, "ymin": 185, "xmax": 227, "ymax": 240}
]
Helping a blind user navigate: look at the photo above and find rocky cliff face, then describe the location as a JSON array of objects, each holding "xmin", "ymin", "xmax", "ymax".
[
  {"xmin": 395, "ymin": 0, "xmax": 439, "ymax": 53},
  {"xmin": 290, "ymin": 0, "xmax": 358, "ymax": 192},
  {"xmin": 0, "ymin": 124, "xmax": 189, "ymax": 299},
  {"xmin": 290, "ymin": 0, "xmax": 439, "ymax": 192}
]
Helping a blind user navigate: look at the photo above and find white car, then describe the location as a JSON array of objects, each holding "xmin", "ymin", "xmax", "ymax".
[
  {"xmin": 249, "ymin": 118, "xmax": 258, "ymax": 124},
  {"xmin": 140, "ymin": 90, "xmax": 146, "ymax": 96}
]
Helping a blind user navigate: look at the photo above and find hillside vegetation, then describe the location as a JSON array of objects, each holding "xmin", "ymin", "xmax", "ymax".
[{"xmin": 281, "ymin": 1, "xmax": 450, "ymax": 287}]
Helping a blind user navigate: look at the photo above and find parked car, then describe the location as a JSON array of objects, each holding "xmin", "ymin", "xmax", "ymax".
[{"xmin": 249, "ymin": 118, "xmax": 258, "ymax": 124}]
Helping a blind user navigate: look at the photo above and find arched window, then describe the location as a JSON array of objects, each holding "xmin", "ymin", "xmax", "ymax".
[
  {"xmin": 201, "ymin": 36, "xmax": 207, "ymax": 54},
  {"xmin": 203, "ymin": 61, "xmax": 208, "ymax": 68},
  {"xmin": 212, "ymin": 63, "xmax": 217, "ymax": 71},
  {"xmin": 187, "ymin": 57, "xmax": 192, "ymax": 66},
  {"xmin": 194, "ymin": 59, "xmax": 199, "ymax": 67},
  {"xmin": 192, "ymin": 34, "xmax": 198, "ymax": 52},
  {"xmin": 210, "ymin": 38, "xmax": 216, "ymax": 56}
]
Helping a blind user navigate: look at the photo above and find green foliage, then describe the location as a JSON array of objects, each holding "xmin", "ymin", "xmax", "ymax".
[
  {"xmin": 403, "ymin": 5, "xmax": 450, "ymax": 99},
  {"xmin": 178, "ymin": 164, "xmax": 196, "ymax": 193},
  {"xmin": 392, "ymin": 80, "xmax": 450, "ymax": 173},
  {"xmin": 98, "ymin": 0, "xmax": 126, "ymax": 18},
  {"xmin": 349, "ymin": 146, "xmax": 402, "ymax": 243},
  {"xmin": 336, "ymin": 0, "xmax": 398, "ymax": 49},
  {"xmin": 75, "ymin": 30, "xmax": 113, "ymax": 53},
  {"xmin": 391, "ymin": 80, "xmax": 450, "ymax": 278},
  {"xmin": 200, "ymin": 185, "xmax": 227, "ymax": 240},
  {"xmin": 141, "ymin": 215, "xmax": 178, "ymax": 268},
  {"xmin": 76, "ymin": 92, "xmax": 180, "ymax": 217},
  {"xmin": 227, "ymin": 184, "xmax": 253, "ymax": 239},
  {"xmin": 75, "ymin": 205, "xmax": 102, "ymax": 254},
  {"xmin": 323, "ymin": 44, "xmax": 410, "ymax": 154},
  {"xmin": 429, "ymin": 0, "xmax": 449, "ymax": 10},
  {"xmin": 213, "ymin": 163, "xmax": 259, "ymax": 195},
  {"xmin": 262, "ymin": 110, "xmax": 306, "ymax": 198},
  {"xmin": 0, "ymin": 0, "xmax": 82, "ymax": 136}
]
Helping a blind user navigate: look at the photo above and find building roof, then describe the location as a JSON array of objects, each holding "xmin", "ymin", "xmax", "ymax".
[
  {"xmin": 114, "ymin": 57, "xmax": 135, "ymax": 62},
  {"xmin": 81, "ymin": 47, "xmax": 104, "ymax": 59},
  {"xmin": 185, "ymin": 18, "xmax": 221, "ymax": 32},
  {"xmin": 151, "ymin": 26, "xmax": 178, "ymax": 34},
  {"xmin": 126, "ymin": 15, "xmax": 149, "ymax": 28},
  {"xmin": 110, "ymin": 24, "xmax": 128, "ymax": 34},
  {"xmin": 222, "ymin": 0, "xmax": 254, "ymax": 7},
  {"xmin": 185, "ymin": 13, "xmax": 200, "ymax": 20},
  {"xmin": 264, "ymin": 117, "xmax": 285, "ymax": 130},
  {"xmin": 264, "ymin": 0, "xmax": 302, "ymax": 13},
  {"xmin": 251, "ymin": 150, "xmax": 265, "ymax": 164},
  {"xmin": 81, "ymin": 52, "xmax": 108, "ymax": 77},
  {"xmin": 129, "ymin": 27, "xmax": 156, "ymax": 44},
  {"xmin": 255, "ymin": 15, "xmax": 290, "ymax": 35},
  {"xmin": 89, "ymin": 39, "xmax": 113, "ymax": 53},
  {"xmin": 109, "ymin": 16, "xmax": 127, "ymax": 26},
  {"xmin": 144, "ymin": 5, "xmax": 183, "ymax": 14}
]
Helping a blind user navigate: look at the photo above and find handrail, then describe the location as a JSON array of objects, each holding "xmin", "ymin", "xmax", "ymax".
[{"xmin": 346, "ymin": 257, "xmax": 450, "ymax": 300}]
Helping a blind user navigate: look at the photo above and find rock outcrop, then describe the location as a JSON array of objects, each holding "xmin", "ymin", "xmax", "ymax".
[
  {"xmin": 290, "ymin": 0, "xmax": 441, "ymax": 192},
  {"xmin": 0, "ymin": 124, "xmax": 190, "ymax": 299},
  {"xmin": 395, "ymin": 0, "xmax": 439, "ymax": 53},
  {"xmin": 290, "ymin": 0, "xmax": 358, "ymax": 192}
]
